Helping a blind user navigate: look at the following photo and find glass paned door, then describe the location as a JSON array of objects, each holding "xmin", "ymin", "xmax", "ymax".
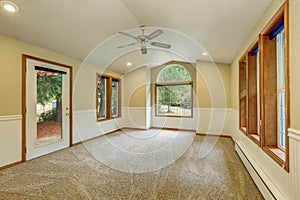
[{"xmin": 26, "ymin": 59, "xmax": 70, "ymax": 160}]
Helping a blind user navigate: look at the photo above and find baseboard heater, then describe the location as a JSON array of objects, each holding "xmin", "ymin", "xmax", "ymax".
[{"xmin": 235, "ymin": 142, "xmax": 277, "ymax": 200}]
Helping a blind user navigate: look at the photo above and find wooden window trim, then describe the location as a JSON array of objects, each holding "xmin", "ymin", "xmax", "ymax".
[
  {"xmin": 111, "ymin": 78, "xmax": 122, "ymax": 119},
  {"xmin": 238, "ymin": 1, "xmax": 289, "ymax": 171},
  {"xmin": 260, "ymin": 2, "xmax": 289, "ymax": 172},
  {"xmin": 248, "ymin": 134, "xmax": 260, "ymax": 145},
  {"xmin": 238, "ymin": 44, "xmax": 262, "ymax": 147},
  {"xmin": 263, "ymin": 146, "xmax": 286, "ymax": 167},
  {"xmin": 96, "ymin": 73, "xmax": 121, "ymax": 122},
  {"xmin": 156, "ymin": 81, "xmax": 193, "ymax": 86},
  {"xmin": 247, "ymin": 41, "xmax": 261, "ymax": 146},
  {"xmin": 238, "ymin": 54, "xmax": 247, "ymax": 134},
  {"xmin": 155, "ymin": 82, "xmax": 193, "ymax": 118}
]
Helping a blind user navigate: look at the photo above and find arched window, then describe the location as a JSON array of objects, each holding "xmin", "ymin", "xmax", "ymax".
[{"xmin": 156, "ymin": 65, "xmax": 192, "ymax": 117}]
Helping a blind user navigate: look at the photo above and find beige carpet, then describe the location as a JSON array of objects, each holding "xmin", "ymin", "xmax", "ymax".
[{"xmin": 0, "ymin": 130, "xmax": 263, "ymax": 199}]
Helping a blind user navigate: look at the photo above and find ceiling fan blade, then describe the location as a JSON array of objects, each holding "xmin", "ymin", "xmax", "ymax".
[
  {"xmin": 150, "ymin": 42, "xmax": 171, "ymax": 49},
  {"xmin": 146, "ymin": 29, "xmax": 163, "ymax": 40},
  {"xmin": 119, "ymin": 31, "xmax": 138, "ymax": 40},
  {"xmin": 117, "ymin": 42, "xmax": 137, "ymax": 49}
]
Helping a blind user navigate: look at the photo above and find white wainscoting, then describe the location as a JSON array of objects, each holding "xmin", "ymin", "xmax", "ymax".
[
  {"xmin": 197, "ymin": 108, "xmax": 232, "ymax": 135},
  {"xmin": 0, "ymin": 115, "xmax": 22, "ymax": 168},
  {"xmin": 152, "ymin": 107, "xmax": 232, "ymax": 135},
  {"xmin": 286, "ymin": 128, "xmax": 300, "ymax": 200},
  {"xmin": 232, "ymin": 110, "xmax": 300, "ymax": 200},
  {"xmin": 73, "ymin": 110, "xmax": 121, "ymax": 144},
  {"xmin": 151, "ymin": 107, "xmax": 197, "ymax": 130},
  {"xmin": 73, "ymin": 107, "xmax": 152, "ymax": 143}
]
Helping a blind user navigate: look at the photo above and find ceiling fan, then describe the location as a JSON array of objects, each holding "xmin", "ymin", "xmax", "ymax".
[{"xmin": 117, "ymin": 25, "xmax": 171, "ymax": 54}]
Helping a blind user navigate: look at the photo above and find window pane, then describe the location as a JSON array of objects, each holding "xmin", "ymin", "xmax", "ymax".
[
  {"xmin": 257, "ymin": 51, "xmax": 261, "ymax": 135},
  {"xmin": 97, "ymin": 76, "xmax": 107, "ymax": 120},
  {"xmin": 158, "ymin": 65, "xmax": 191, "ymax": 82},
  {"xmin": 276, "ymin": 29, "xmax": 286, "ymax": 149},
  {"xmin": 157, "ymin": 84, "xmax": 192, "ymax": 117},
  {"xmin": 112, "ymin": 79, "xmax": 119, "ymax": 117},
  {"xmin": 36, "ymin": 70, "xmax": 62, "ymax": 146}
]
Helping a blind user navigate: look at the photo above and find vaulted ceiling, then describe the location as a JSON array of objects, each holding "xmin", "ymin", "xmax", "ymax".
[{"xmin": 0, "ymin": 0, "xmax": 272, "ymax": 71}]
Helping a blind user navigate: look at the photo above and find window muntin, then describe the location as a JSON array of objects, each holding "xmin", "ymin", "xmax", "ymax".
[
  {"xmin": 156, "ymin": 65, "xmax": 192, "ymax": 117},
  {"xmin": 96, "ymin": 74, "xmax": 121, "ymax": 121}
]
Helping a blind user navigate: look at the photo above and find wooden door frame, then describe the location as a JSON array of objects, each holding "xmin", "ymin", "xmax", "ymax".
[{"xmin": 21, "ymin": 54, "xmax": 73, "ymax": 162}]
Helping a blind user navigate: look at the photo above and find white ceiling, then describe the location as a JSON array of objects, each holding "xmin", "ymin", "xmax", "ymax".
[{"xmin": 0, "ymin": 0, "xmax": 272, "ymax": 72}]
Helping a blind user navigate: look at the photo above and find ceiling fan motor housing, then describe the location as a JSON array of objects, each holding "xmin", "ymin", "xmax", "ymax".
[{"xmin": 118, "ymin": 26, "xmax": 171, "ymax": 54}]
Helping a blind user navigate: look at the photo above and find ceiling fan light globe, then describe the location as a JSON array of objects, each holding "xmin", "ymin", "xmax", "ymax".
[{"xmin": 141, "ymin": 47, "xmax": 147, "ymax": 54}]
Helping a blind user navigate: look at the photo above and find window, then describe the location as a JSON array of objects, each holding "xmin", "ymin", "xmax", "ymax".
[
  {"xmin": 239, "ymin": 43, "xmax": 260, "ymax": 145},
  {"xmin": 238, "ymin": 56, "xmax": 247, "ymax": 133},
  {"xmin": 260, "ymin": 15, "xmax": 289, "ymax": 167},
  {"xmin": 248, "ymin": 44, "xmax": 260, "ymax": 144},
  {"xmin": 155, "ymin": 65, "xmax": 192, "ymax": 117},
  {"xmin": 96, "ymin": 74, "xmax": 121, "ymax": 121},
  {"xmin": 261, "ymin": 4, "xmax": 289, "ymax": 169},
  {"xmin": 97, "ymin": 76, "xmax": 107, "ymax": 120},
  {"xmin": 238, "ymin": 3, "xmax": 289, "ymax": 171},
  {"xmin": 112, "ymin": 79, "xmax": 119, "ymax": 117},
  {"xmin": 276, "ymin": 28, "xmax": 286, "ymax": 150}
]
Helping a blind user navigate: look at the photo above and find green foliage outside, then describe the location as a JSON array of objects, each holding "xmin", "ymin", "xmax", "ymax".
[
  {"xmin": 158, "ymin": 65, "xmax": 191, "ymax": 82},
  {"xmin": 157, "ymin": 66, "xmax": 192, "ymax": 114},
  {"xmin": 112, "ymin": 80, "xmax": 118, "ymax": 116},
  {"xmin": 37, "ymin": 74, "xmax": 62, "ymax": 123},
  {"xmin": 97, "ymin": 76, "xmax": 106, "ymax": 119},
  {"xmin": 37, "ymin": 75, "xmax": 62, "ymax": 105},
  {"xmin": 38, "ymin": 109, "xmax": 56, "ymax": 122}
]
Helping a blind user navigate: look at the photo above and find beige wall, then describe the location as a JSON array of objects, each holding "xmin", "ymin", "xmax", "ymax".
[
  {"xmin": 0, "ymin": 34, "xmax": 81, "ymax": 116},
  {"xmin": 196, "ymin": 61, "xmax": 231, "ymax": 108},
  {"xmin": 0, "ymin": 34, "xmax": 123, "ymax": 114},
  {"xmin": 122, "ymin": 66, "xmax": 148, "ymax": 107},
  {"xmin": 290, "ymin": 0, "xmax": 300, "ymax": 130}
]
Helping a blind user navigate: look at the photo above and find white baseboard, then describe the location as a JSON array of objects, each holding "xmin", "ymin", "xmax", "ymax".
[{"xmin": 235, "ymin": 142, "xmax": 276, "ymax": 200}]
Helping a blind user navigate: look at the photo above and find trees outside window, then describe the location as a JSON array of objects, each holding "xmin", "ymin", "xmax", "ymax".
[
  {"xmin": 96, "ymin": 74, "xmax": 121, "ymax": 121},
  {"xmin": 155, "ymin": 65, "xmax": 192, "ymax": 117},
  {"xmin": 37, "ymin": 72, "xmax": 62, "ymax": 123}
]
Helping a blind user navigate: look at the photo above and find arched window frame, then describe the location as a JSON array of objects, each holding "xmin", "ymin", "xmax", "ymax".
[{"xmin": 155, "ymin": 65, "xmax": 193, "ymax": 118}]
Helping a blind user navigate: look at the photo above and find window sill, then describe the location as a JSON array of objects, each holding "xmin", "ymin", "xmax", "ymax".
[
  {"xmin": 263, "ymin": 146, "xmax": 287, "ymax": 170},
  {"xmin": 97, "ymin": 116, "xmax": 121, "ymax": 122},
  {"xmin": 248, "ymin": 134, "xmax": 260, "ymax": 146},
  {"xmin": 155, "ymin": 114, "xmax": 193, "ymax": 118},
  {"xmin": 239, "ymin": 127, "xmax": 247, "ymax": 134}
]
